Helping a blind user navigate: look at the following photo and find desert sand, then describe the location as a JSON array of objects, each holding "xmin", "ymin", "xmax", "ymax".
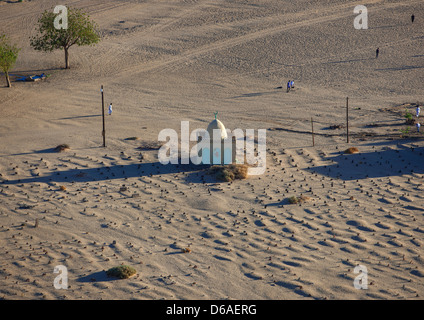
[{"xmin": 0, "ymin": 0, "xmax": 424, "ymax": 300}]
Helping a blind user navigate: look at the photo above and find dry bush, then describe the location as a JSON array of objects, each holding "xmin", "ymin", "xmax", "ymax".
[
  {"xmin": 209, "ymin": 164, "xmax": 248, "ymax": 182},
  {"xmin": 288, "ymin": 195, "xmax": 311, "ymax": 204},
  {"xmin": 344, "ymin": 147, "xmax": 359, "ymax": 154},
  {"xmin": 106, "ymin": 265, "xmax": 136, "ymax": 279},
  {"xmin": 54, "ymin": 144, "xmax": 70, "ymax": 152}
]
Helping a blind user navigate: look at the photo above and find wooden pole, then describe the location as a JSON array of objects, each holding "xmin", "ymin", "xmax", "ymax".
[
  {"xmin": 101, "ymin": 85, "xmax": 106, "ymax": 147},
  {"xmin": 311, "ymin": 117, "xmax": 315, "ymax": 146},
  {"xmin": 346, "ymin": 97, "xmax": 349, "ymax": 143}
]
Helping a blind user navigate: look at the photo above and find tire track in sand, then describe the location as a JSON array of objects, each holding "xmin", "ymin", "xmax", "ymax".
[{"xmin": 115, "ymin": 0, "xmax": 389, "ymax": 76}]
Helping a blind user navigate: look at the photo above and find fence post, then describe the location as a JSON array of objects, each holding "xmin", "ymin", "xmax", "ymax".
[
  {"xmin": 346, "ymin": 97, "xmax": 349, "ymax": 143},
  {"xmin": 101, "ymin": 85, "xmax": 106, "ymax": 147}
]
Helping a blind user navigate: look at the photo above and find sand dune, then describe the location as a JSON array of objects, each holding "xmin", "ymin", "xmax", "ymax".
[{"xmin": 1, "ymin": 0, "xmax": 424, "ymax": 300}]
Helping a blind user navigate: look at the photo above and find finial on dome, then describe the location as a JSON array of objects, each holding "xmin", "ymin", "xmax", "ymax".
[{"xmin": 214, "ymin": 111, "xmax": 218, "ymax": 120}]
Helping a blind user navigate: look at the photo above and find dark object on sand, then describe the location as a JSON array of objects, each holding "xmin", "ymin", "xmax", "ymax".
[
  {"xmin": 137, "ymin": 141, "xmax": 163, "ymax": 150},
  {"xmin": 54, "ymin": 144, "xmax": 70, "ymax": 152},
  {"xmin": 411, "ymin": 14, "xmax": 415, "ymax": 23},
  {"xmin": 19, "ymin": 203, "xmax": 36, "ymax": 209},
  {"xmin": 375, "ymin": 48, "xmax": 379, "ymax": 58},
  {"xmin": 329, "ymin": 124, "xmax": 345, "ymax": 130},
  {"xmin": 16, "ymin": 73, "xmax": 46, "ymax": 82}
]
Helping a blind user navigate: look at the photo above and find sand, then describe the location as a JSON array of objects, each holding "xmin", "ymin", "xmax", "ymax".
[{"xmin": 1, "ymin": 0, "xmax": 424, "ymax": 300}]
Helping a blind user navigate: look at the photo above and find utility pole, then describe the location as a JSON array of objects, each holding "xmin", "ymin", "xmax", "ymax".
[
  {"xmin": 101, "ymin": 85, "xmax": 106, "ymax": 147},
  {"xmin": 346, "ymin": 97, "xmax": 349, "ymax": 143}
]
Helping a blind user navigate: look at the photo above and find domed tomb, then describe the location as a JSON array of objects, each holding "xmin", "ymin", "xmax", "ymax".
[
  {"xmin": 197, "ymin": 112, "xmax": 235, "ymax": 165},
  {"xmin": 207, "ymin": 118, "xmax": 228, "ymax": 140}
]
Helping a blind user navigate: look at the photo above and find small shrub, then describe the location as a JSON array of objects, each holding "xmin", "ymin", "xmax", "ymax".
[
  {"xmin": 209, "ymin": 164, "xmax": 248, "ymax": 182},
  {"xmin": 106, "ymin": 265, "xmax": 136, "ymax": 279},
  {"xmin": 54, "ymin": 144, "xmax": 70, "ymax": 152},
  {"xmin": 404, "ymin": 109, "xmax": 415, "ymax": 125},
  {"xmin": 288, "ymin": 195, "xmax": 311, "ymax": 204},
  {"xmin": 344, "ymin": 147, "xmax": 359, "ymax": 154},
  {"xmin": 399, "ymin": 126, "xmax": 411, "ymax": 137},
  {"xmin": 216, "ymin": 168, "xmax": 234, "ymax": 182},
  {"xmin": 288, "ymin": 196, "xmax": 299, "ymax": 204}
]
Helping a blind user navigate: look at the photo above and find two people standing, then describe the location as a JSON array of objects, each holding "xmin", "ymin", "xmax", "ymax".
[{"xmin": 286, "ymin": 80, "xmax": 294, "ymax": 92}]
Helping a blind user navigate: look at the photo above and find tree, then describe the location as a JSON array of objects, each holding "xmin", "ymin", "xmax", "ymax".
[
  {"xmin": 30, "ymin": 7, "xmax": 100, "ymax": 69},
  {"xmin": 0, "ymin": 34, "xmax": 20, "ymax": 88}
]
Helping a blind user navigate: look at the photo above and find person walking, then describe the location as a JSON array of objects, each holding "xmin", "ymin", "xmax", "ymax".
[
  {"xmin": 416, "ymin": 105, "xmax": 420, "ymax": 118},
  {"xmin": 287, "ymin": 80, "xmax": 291, "ymax": 93},
  {"xmin": 375, "ymin": 47, "xmax": 379, "ymax": 59},
  {"xmin": 108, "ymin": 103, "xmax": 113, "ymax": 115},
  {"xmin": 411, "ymin": 14, "xmax": 415, "ymax": 23}
]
